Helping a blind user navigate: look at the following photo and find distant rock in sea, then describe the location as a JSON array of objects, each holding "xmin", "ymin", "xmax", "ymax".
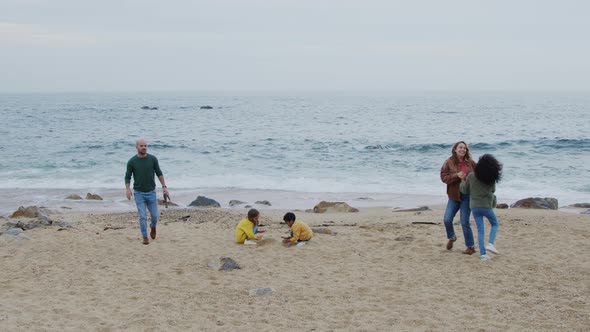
[
  {"xmin": 255, "ymin": 200, "xmax": 271, "ymax": 206},
  {"xmin": 141, "ymin": 106, "xmax": 158, "ymax": 110},
  {"xmin": 86, "ymin": 193, "xmax": 103, "ymax": 200},
  {"xmin": 496, "ymin": 203, "xmax": 509, "ymax": 209},
  {"xmin": 66, "ymin": 194, "xmax": 83, "ymax": 200},
  {"xmin": 200, "ymin": 105, "xmax": 213, "ymax": 109}
]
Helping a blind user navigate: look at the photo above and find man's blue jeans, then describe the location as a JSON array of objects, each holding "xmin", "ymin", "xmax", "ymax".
[
  {"xmin": 472, "ymin": 207, "xmax": 499, "ymax": 256},
  {"xmin": 134, "ymin": 190, "xmax": 158, "ymax": 239},
  {"xmin": 443, "ymin": 194, "xmax": 474, "ymax": 248}
]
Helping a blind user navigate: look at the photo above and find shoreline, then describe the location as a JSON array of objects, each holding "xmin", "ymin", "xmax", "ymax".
[{"xmin": 1, "ymin": 187, "xmax": 587, "ymax": 216}]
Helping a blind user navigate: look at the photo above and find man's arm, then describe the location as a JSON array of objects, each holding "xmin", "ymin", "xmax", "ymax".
[
  {"xmin": 125, "ymin": 160, "xmax": 133, "ymax": 200},
  {"xmin": 158, "ymin": 175, "xmax": 169, "ymax": 196}
]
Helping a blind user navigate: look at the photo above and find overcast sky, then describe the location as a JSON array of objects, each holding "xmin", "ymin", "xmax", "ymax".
[{"xmin": 1, "ymin": 0, "xmax": 589, "ymax": 92}]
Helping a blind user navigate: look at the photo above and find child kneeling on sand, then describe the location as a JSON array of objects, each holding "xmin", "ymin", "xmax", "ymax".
[
  {"xmin": 282, "ymin": 212, "xmax": 313, "ymax": 246},
  {"xmin": 236, "ymin": 208, "xmax": 264, "ymax": 245},
  {"xmin": 460, "ymin": 154, "xmax": 503, "ymax": 261}
]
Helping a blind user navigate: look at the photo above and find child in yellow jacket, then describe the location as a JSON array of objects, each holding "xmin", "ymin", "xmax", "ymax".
[
  {"xmin": 282, "ymin": 212, "xmax": 313, "ymax": 246},
  {"xmin": 235, "ymin": 209, "xmax": 264, "ymax": 244}
]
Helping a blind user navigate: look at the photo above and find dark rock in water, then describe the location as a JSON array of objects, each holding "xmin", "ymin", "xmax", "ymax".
[
  {"xmin": 393, "ymin": 206, "xmax": 430, "ymax": 212},
  {"xmin": 86, "ymin": 193, "xmax": 103, "ymax": 200},
  {"xmin": 496, "ymin": 203, "xmax": 509, "ymax": 209},
  {"xmin": 511, "ymin": 197, "xmax": 558, "ymax": 210},
  {"xmin": 313, "ymin": 201, "xmax": 359, "ymax": 213},
  {"xmin": 244, "ymin": 205, "xmax": 252, "ymax": 209},
  {"xmin": 208, "ymin": 256, "xmax": 241, "ymax": 271},
  {"xmin": 581, "ymin": 209, "xmax": 590, "ymax": 215},
  {"xmin": 189, "ymin": 196, "xmax": 220, "ymax": 207},
  {"xmin": 200, "ymin": 105, "xmax": 213, "ymax": 109},
  {"xmin": 141, "ymin": 106, "xmax": 158, "ymax": 110},
  {"xmin": 255, "ymin": 200, "xmax": 271, "ymax": 206},
  {"xmin": 66, "ymin": 194, "xmax": 83, "ymax": 200},
  {"xmin": 229, "ymin": 200, "xmax": 246, "ymax": 207},
  {"xmin": 571, "ymin": 203, "xmax": 590, "ymax": 208},
  {"xmin": 157, "ymin": 199, "xmax": 178, "ymax": 207}
]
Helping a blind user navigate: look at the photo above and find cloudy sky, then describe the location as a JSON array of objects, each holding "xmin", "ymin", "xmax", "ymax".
[{"xmin": 1, "ymin": 0, "xmax": 589, "ymax": 92}]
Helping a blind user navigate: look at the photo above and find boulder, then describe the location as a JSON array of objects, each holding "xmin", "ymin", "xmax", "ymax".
[
  {"xmin": 10, "ymin": 206, "xmax": 47, "ymax": 219},
  {"xmin": 571, "ymin": 203, "xmax": 590, "ymax": 208},
  {"xmin": 581, "ymin": 209, "xmax": 590, "ymax": 215},
  {"xmin": 313, "ymin": 201, "xmax": 359, "ymax": 213},
  {"xmin": 66, "ymin": 194, "xmax": 83, "ymax": 200},
  {"xmin": 157, "ymin": 199, "xmax": 178, "ymax": 207},
  {"xmin": 255, "ymin": 200, "xmax": 271, "ymax": 206},
  {"xmin": 189, "ymin": 196, "xmax": 220, "ymax": 208},
  {"xmin": 229, "ymin": 200, "xmax": 246, "ymax": 207},
  {"xmin": 86, "ymin": 193, "xmax": 103, "ymax": 200},
  {"xmin": 200, "ymin": 105, "xmax": 213, "ymax": 109},
  {"xmin": 511, "ymin": 197, "xmax": 558, "ymax": 210},
  {"xmin": 208, "ymin": 257, "xmax": 241, "ymax": 271},
  {"xmin": 4, "ymin": 228, "xmax": 23, "ymax": 236},
  {"xmin": 496, "ymin": 203, "xmax": 509, "ymax": 209}
]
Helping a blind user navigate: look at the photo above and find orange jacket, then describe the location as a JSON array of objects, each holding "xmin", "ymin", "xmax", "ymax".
[{"xmin": 440, "ymin": 157, "xmax": 476, "ymax": 201}]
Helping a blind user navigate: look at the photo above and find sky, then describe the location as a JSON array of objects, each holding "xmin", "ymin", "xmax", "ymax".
[{"xmin": 1, "ymin": 0, "xmax": 589, "ymax": 92}]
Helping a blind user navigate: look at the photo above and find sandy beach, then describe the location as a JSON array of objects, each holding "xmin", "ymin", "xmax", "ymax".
[{"xmin": 0, "ymin": 204, "xmax": 588, "ymax": 331}]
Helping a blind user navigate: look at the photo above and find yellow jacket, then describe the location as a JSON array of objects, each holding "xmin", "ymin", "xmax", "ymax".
[
  {"xmin": 288, "ymin": 221, "xmax": 313, "ymax": 242},
  {"xmin": 235, "ymin": 218, "xmax": 256, "ymax": 244}
]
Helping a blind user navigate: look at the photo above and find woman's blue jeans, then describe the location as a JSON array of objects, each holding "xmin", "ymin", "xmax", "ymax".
[
  {"xmin": 443, "ymin": 194, "xmax": 474, "ymax": 248},
  {"xmin": 472, "ymin": 207, "xmax": 499, "ymax": 256},
  {"xmin": 134, "ymin": 190, "xmax": 159, "ymax": 238}
]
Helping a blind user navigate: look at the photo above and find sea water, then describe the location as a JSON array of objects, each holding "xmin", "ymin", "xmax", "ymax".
[{"xmin": 0, "ymin": 91, "xmax": 589, "ymax": 213}]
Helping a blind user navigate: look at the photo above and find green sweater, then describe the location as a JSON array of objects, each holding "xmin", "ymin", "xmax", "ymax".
[
  {"xmin": 125, "ymin": 154, "xmax": 163, "ymax": 192},
  {"xmin": 460, "ymin": 173, "xmax": 497, "ymax": 209}
]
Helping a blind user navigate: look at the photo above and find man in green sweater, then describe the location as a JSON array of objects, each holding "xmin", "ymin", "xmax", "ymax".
[{"xmin": 125, "ymin": 139, "xmax": 169, "ymax": 245}]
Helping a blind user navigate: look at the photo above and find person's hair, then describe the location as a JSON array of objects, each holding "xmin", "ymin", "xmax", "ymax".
[
  {"xmin": 283, "ymin": 212, "xmax": 296, "ymax": 222},
  {"xmin": 247, "ymin": 209, "xmax": 259, "ymax": 220},
  {"xmin": 474, "ymin": 154, "xmax": 503, "ymax": 185},
  {"xmin": 450, "ymin": 141, "xmax": 472, "ymax": 164}
]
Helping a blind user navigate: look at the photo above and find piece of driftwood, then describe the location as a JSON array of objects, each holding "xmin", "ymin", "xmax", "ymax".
[
  {"xmin": 320, "ymin": 223, "xmax": 357, "ymax": 227},
  {"xmin": 411, "ymin": 221, "xmax": 439, "ymax": 225},
  {"xmin": 103, "ymin": 226, "xmax": 127, "ymax": 231}
]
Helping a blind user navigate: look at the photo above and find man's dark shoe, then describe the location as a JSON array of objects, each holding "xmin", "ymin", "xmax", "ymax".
[
  {"xmin": 446, "ymin": 237, "xmax": 457, "ymax": 250},
  {"xmin": 150, "ymin": 226, "xmax": 157, "ymax": 240},
  {"xmin": 463, "ymin": 247, "xmax": 476, "ymax": 255},
  {"xmin": 143, "ymin": 237, "xmax": 149, "ymax": 245}
]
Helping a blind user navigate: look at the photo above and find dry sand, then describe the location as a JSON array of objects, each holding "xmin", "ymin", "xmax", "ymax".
[{"xmin": 0, "ymin": 206, "xmax": 589, "ymax": 331}]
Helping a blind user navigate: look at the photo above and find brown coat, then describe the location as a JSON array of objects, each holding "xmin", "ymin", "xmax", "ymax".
[{"xmin": 440, "ymin": 158, "xmax": 476, "ymax": 201}]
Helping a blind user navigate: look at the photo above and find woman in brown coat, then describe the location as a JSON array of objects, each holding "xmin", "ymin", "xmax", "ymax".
[{"xmin": 440, "ymin": 141, "xmax": 476, "ymax": 255}]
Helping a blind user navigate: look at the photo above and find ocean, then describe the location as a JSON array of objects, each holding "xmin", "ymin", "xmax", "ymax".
[{"xmin": 1, "ymin": 91, "xmax": 589, "ymax": 213}]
